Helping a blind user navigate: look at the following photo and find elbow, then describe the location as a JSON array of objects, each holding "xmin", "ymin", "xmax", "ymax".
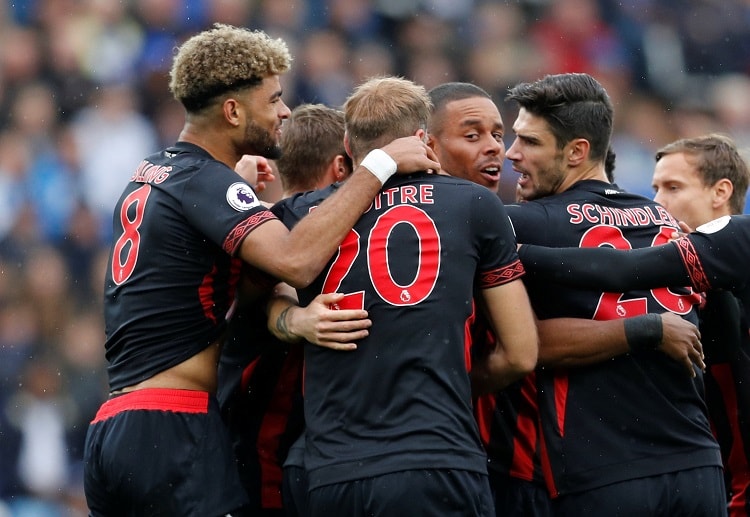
[
  {"xmin": 276, "ymin": 256, "xmax": 320, "ymax": 289},
  {"xmin": 283, "ymin": 271, "xmax": 311, "ymax": 289},
  {"xmin": 281, "ymin": 270, "xmax": 315, "ymax": 290},
  {"xmin": 508, "ymin": 340, "xmax": 539, "ymax": 376}
]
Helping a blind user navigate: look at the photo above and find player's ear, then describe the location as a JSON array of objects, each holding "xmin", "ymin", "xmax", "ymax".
[
  {"xmin": 566, "ymin": 138, "xmax": 589, "ymax": 167},
  {"xmin": 223, "ymin": 98, "xmax": 241, "ymax": 127},
  {"xmin": 425, "ymin": 131, "xmax": 437, "ymax": 151},
  {"xmin": 332, "ymin": 155, "xmax": 350, "ymax": 181},
  {"xmin": 712, "ymin": 178, "xmax": 733, "ymax": 209}
]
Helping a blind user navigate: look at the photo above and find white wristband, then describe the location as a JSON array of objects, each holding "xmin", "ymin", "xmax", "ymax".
[{"xmin": 361, "ymin": 149, "xmax": 397, "ymax": 185}]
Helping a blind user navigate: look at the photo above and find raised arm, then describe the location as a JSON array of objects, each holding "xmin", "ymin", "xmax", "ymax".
[
  {"xmin": 517, "ymin": 242, "xmax": 691, "ymax": 292},
  {"xmin": 241, "ymin": 136, "xmax": 440, "ymax": 288}
]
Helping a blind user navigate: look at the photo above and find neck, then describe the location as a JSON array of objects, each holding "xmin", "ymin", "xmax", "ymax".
[
  {"xmin": 557, "ymin": 163, "xmax": 608, "ymax": 193},
  {"xmin": 178, "ymin": 123, "xmax": 239, "ymax": 169}
]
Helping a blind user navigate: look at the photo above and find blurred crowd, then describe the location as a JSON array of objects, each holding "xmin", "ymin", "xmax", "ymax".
[{"xmin": 1, "ymin": 0, "xmax": 750, "ymax": 515}]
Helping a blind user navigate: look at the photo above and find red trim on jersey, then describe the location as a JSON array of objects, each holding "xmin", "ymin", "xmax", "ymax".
[
  {"xmin": 480, "ymin": 259, "xmax": 525, "ymax": 288},
  {"xmin": 464, "ymin": 303, "xmax": 478, "ymax": 373},
  {"xmin": 258, "ymin": 346, "xmax": 304, "ymax": 509},
  {"xmin": 475, "ymin": 393, "xmax": 496, "ymax": 447},
  {"xmin": 92, "ymin": 388, "xmax": 209, "ymax": 423},
  {"xmin": 224, "ymin": 210, "xmax": 277, "ymax": 256},
  {"xmin": 712, "ymin": 363, "xmax": 750, "ymax": 517},
  {"xmin": 241, "ymin": 357, "xmax": 262, "ymax": 393},
  {"xmin": 553, "ymin": 372, "xmax": 569, "ymax": 437},
  {"xmin": 199, "ymin": 264, "xmax": 218, "ymax": 323},
  {"xmin": 537, "ymin": 407, "xmax": 558, "ymax": 498},
  {"xmin": 509, "ymin": 374, "xmax": 539, "ymax": 482},
  {"xmin": 673, "ymin": 237, "xmax": 711, "ymax": 293}
]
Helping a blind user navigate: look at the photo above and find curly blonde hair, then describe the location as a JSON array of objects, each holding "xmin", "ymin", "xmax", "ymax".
[{"xmin": 169, "ymin": 24, "xmax": 292, "ymax": 112}]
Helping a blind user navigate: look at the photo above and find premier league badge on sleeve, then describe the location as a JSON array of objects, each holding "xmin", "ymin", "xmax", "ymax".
[{"xmin": 226, "ymin": 182, "xmax": 260, "ymax": 211}]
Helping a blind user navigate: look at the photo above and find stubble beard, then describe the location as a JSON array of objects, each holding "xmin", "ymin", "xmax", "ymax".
[
  {"xmin": 244, "ymin": 119, "xmax": 283, "ymax": 160},
  {"xmin": 535, "ymin": 155, "xmax": 566, "ymax": 199}
]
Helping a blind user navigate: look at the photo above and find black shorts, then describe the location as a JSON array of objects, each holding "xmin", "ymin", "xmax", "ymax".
[
  {"xmin": 307, "ymin": 469, "xmax": 494, "ymax": 517},
  {"xmin": 490, "ymin": 472, "xmax": 553, "ymax": 517},
  {"xmin": 553, "ymin": 466, "xmax": 727, "ymax": 517},
  {"xmin": 83, "ymin": 388, "xmax": 249, "ymax": 517},
  {"xmin": 282, "ymin": 464, "xmax": 308, "ymax": 517}
]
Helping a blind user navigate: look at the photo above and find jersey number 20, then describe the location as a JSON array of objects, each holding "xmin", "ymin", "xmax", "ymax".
[
  {"xmin": 582, "ymin": 225, "xmax": 701, "ymax": 319},
  {"xmin": 322, "ymin": 205, "xmax": 441, "ymax": 309}
]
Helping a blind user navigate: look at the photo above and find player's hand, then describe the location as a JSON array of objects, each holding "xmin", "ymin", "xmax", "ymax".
[
  {"xmin": 381, "ymin": 136, "xmax": 441, "ymax": 175},
  {"xmin": 287, "ymin": 293, "xmax": 371, "ymax": 351},
  {"xmin": 678, "ymin": 221, "xmax": 693, "ymax": 234},
  {"xmin": 668, "ymin": 221, "xmax": 694, "ymax": 241},
  {"xmin": 234, "ymin": 155, "xmax": 276, "ymax": 193},
  {"xmin": 657, "ymin": 312, "xmax": 704, "ymax": 377}
]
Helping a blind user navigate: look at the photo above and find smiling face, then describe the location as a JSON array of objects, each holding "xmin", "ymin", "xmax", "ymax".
[
  {"xmin": 239, "ymin": 75, "xmax": 291, "ymax": 159},
  {"xmin": 427, "ymin": 96, "xmax": 505, "ymax": 192},
  {"xmin": 506, "ymin": 108, "xmax": 566, "ymax": 201}
]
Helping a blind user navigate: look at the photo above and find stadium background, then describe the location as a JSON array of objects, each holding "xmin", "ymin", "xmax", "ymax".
[{"xmin": 1, "ymin": 0, "xmax": 749, "ymax": 515}]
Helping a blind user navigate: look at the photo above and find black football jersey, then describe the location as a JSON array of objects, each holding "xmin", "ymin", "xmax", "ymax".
[
  {"xmin": 273, "ymin": 173, "xmax": 524, "ymax": 489},
  {"xmin": 104, "ymin": 142, "xmax": 275, "ymax": 391},
  {"xmin": 507, "ymin": 180, "xmax": 720, "ymax": 497}
]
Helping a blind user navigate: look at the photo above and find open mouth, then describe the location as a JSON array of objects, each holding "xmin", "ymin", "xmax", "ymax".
[{"xmin": 481, "ymin": 166, "xmax": 501, "ymax": 182}]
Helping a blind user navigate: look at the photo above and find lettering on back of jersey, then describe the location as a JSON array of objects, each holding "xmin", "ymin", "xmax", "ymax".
[
  {"xmin": 566, "ymin": 202, "xmax": 677, "ymax": 227},
  {"xmin": 365, "ymin": 184, "xmax": 435, "ymax": 213},
  {"xmin": 130, "ymin": 160, "xmax": 171, "ymax": 184}
]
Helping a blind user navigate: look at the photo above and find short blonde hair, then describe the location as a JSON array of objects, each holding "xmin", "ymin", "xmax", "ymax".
[
  {"xmin": 169, "ymin": 24, "xmax": 291, "ymax": 112},
  {"xmin": 344, "ymin": 76, "xmax": 432, "ymax": 162}
]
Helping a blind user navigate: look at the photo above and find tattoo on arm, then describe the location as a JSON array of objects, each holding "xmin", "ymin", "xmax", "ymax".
[{"xmin": 275, "ymin": 306, "xmax": 298, "ymax": 342}]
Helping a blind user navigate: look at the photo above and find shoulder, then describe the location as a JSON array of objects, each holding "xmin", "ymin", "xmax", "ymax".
[
  {"xmin": 690, "ymin": 215, "xmax": 750, "ymax": 251},
  {"xmin": 505, "ymin": 199, "xmax": 548, "ymax": 222},
  {"xmin": 270, "ymin": 184, "xmax": 339, "ymax": 221}
]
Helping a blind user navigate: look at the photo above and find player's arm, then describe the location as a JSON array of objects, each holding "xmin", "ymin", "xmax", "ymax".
[
  {"xmin": 517, "ymin": 242, "xmax": 691, "ymax": 292},
  {"xmin": 537, "ymin": 313, "xmax": 704, "ymax": 376},
  {"xmin": 240, "ymin": 136, "xmax": 440, "ymax": 288},
  {"xmin": 266, "ymin": 283, "xmax": 371, "ymax": 351},
  {"xmin": 471, "ymin": 279, "xmax": 539, "ymax": 395}
]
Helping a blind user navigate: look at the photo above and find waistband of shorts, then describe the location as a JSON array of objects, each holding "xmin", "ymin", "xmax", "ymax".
[{"xmin": 92, "ymin": 388, "xmax": 210, "ymax": 423}]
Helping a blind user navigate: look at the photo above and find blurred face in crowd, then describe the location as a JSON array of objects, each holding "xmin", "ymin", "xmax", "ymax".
[{"xmin": 428, "ymin": 96, "xmax": 505, "ymax": 192}]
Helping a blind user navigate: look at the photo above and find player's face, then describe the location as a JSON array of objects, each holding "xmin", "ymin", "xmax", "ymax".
[
  {"xmin": 241, "ymin": 75, "xmax": 291, "ymax": 159},
  {"xmin": 507, "ymin": 108, "xmax": 565, "ymax": 201},
  {"xmin": 428, "ymin": 97, "xmax": 505, "ymax": 192},
  {"xmin": 652, "ymin": 152, "xmax": 715, "ymax": 230}
]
